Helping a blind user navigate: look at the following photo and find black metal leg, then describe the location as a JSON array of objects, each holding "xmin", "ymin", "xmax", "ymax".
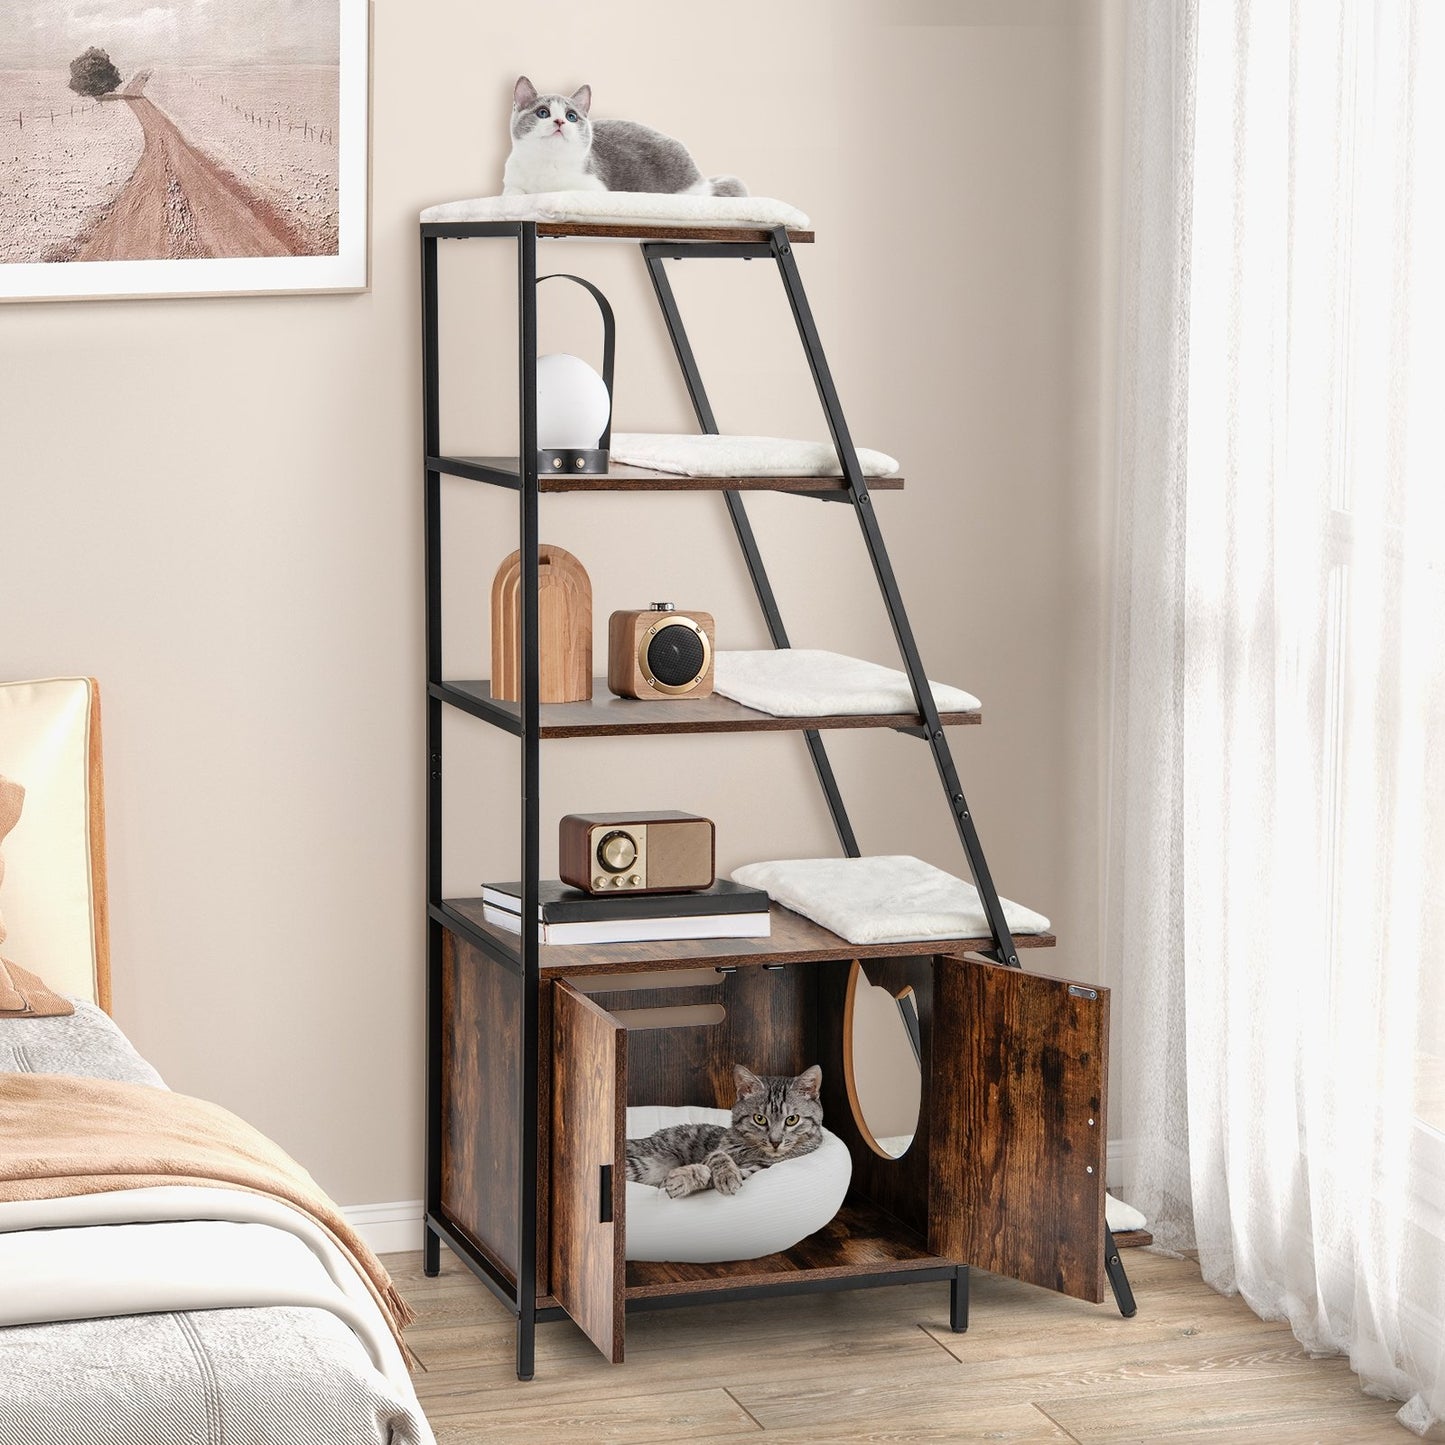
[
  {"xmin": 641, "ymin": 247, "xmax": 861, "ymax": 859},
  {"xmin": 516, "ymin": 1311, "xmax": 537, "ymax": 1381},
  {"xmin": 420, "ymin": 235, "xmax": 449, "ymax": 1283},
  {"xmin": 1104, "ymin": 1228, "xmax": 1137, "ymax": 1318},
  {"xmin": 763, "ymin": 229, "xmax": 1022, "ymax": 969},
  {"xmin": 950, "ymin": 1266, "xmax": 969, "ymax": 1333},
  {"xmin": 514, "ymin": 221, "xmax": 543, "ymax": 1384}
]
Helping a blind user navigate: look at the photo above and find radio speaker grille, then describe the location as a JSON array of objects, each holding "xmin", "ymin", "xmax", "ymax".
[{"xmin": 646, "ymin": 624, "xmax": 706, "ymax": 687}]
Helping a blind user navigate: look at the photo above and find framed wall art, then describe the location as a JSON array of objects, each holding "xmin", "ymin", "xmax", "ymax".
[{"xmin": 0, "ymin": 0, "xmax": 369, "ymax": 302}]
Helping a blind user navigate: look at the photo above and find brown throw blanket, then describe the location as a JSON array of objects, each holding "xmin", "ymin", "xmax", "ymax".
[{"xmin": 0, "ymin": 1072, "xmax": 417, "ymax": 1357}]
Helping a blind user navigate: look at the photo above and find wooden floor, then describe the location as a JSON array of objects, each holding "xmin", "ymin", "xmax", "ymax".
[{"xmin": 387, "ymin": 1247, "xmax": 1411, "ymax": 1443}]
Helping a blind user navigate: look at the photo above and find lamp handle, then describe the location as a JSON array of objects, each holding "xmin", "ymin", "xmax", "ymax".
[{"xmin": 536, "ymin": 273, "xmax": 616, "ymax": 449}]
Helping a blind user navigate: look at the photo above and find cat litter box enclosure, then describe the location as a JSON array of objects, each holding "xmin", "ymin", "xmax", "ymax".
[{"xmin": 623, "ymin": 1105, "xmax": 852, "ymax": 1263}]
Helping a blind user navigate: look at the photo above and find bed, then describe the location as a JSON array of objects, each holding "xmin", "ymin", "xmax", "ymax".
[{"xmin": 0, "ymin": 678, "xmax": 434, "ymax": 1445}]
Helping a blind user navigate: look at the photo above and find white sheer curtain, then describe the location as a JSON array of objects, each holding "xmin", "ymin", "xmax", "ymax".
[{"xmin": 1109, "ymin": 0, "xmax": 1445, "ymax": 1432}]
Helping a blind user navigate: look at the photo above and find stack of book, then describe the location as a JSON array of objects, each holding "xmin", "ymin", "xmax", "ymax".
[{"xmin": 481, "ymin": 878, "xmax": 771, "ymax": 946}]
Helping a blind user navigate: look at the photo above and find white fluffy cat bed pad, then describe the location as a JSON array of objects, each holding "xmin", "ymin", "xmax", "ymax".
[
  {"xmin": 732, "ymin": 855, "xmax": 1051, "ymax": 945},
  {"xmin": 420, "ymin": 191, "xmax": 810, "ymax": 230},
  {"xmin": 713, "ymin": 650, "xmax": 981, "ymax": 718},
  {"xmin": 609, "ymin": 433, "xmax": 899, "ymax": 479},
  {"xmin": 625, "ymin": 1105, "xmax": 852, "ymax": 1263}
]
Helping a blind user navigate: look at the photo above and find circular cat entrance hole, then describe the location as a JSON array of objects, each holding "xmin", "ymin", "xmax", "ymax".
[{"xmin": 843, "ymin": 960, "xmax": 922, "ymax": 1159}]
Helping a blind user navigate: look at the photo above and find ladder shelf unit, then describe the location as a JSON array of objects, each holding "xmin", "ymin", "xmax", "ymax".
[{"xmin": 421, "ymin": 218, "xmax": 1134, "ymax": 1381}]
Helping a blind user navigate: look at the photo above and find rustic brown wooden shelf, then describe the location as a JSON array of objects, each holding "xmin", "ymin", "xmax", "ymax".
[
  {"xmin": 440, "ymin": 897, "xmax": 1056, "ymax": 977},
  {"xmin": 433, "ymin": 679, "xmax": 978, "ymax": 738},
  {"xmin": 430, "ymin": 455, "xmax": 902, "ymax": 494},
  {"xmin": 1112, "ymin": 1229, "xmax": 1154, "ymax": 1249},
  {"xmin": 624, "ymin": 1197, "xmax": 950, "ymax": 1298}
]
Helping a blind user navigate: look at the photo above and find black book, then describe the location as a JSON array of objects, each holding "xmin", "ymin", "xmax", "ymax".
[{"xmin": 480, "ymin": 877, "xmax": 769, "ymax": 924}]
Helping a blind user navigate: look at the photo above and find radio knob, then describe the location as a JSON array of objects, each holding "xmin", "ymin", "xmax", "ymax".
[
  {"xmin": 626, "ymin": 874, "xmax": 641, "ymax": 887},
  {"xmin": 593, "ymin": 877, "xmax": 607, "ymax": 890},
  {"xmin": 598, "ymin": 833, "xmax": 637, "ymax": 872}
]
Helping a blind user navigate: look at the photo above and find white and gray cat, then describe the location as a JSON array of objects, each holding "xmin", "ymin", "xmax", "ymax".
[
  {"xmin": 625, "ymin": 1064, "xmax": 823, "ymax": 1199},
  {"xmin": 502, "ymin": 76, "xmax": 747, "ymax": 198}
]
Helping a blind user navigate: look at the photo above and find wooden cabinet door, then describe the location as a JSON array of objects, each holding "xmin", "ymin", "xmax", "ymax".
[
  {"xmin": 929, "ymin": 953, "xmax": 1109, "ymax": 1303},
  {"xmin": 551, "ymin": 980, "xmax": 628, "ymax": 1361}
]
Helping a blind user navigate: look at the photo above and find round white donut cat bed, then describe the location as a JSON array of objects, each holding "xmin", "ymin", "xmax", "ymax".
[{"xmin": 624, "ymin": 1105, "xmax": 853, "ymax": 1264}]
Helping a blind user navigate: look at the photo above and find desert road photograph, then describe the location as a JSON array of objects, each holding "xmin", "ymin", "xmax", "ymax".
[{"xmin": 0, "ymin": 0, "xmax": 367, "ymax": 299}]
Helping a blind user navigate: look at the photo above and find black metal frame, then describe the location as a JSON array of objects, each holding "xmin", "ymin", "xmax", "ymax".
[{"xmin": 419, "ymin": 220, "xmax": 1132, "ymax": 1382}]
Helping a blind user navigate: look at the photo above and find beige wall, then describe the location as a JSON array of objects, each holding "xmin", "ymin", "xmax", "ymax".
[{"xmin": 0, "ymin": 0, "xmax": 1120, "ymax": 1206}]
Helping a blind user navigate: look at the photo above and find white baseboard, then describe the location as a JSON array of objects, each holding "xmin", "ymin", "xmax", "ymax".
[
  {"xmin": 342, "ymin": 1200, "xmax": 425, "ymax": 1255},
  {"xmin": 342, "ymin": 1145, "xmax": 1129, "ymax": 1255}
]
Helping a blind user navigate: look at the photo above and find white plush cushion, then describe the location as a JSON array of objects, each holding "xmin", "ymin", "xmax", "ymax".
[
  {"xmin": 713, "ymin": 649, "xmax": 980, "ymax": 718},
  {"xmin": 732, "ymin": 855, "xmax": 1050, "ymax": 946},
  {"xmin": 609, "ymin": 433, "xmax": 899, "ymax": 479},
  {"xmin": 420, "ymin": 191, "xmax": 810, "ymax": 230},
  {"xmin": 1106, "ymin": 1193, "xmax": 1148, "ymax": 1232},
  {"xmin": 625, "ymin": 1105, "xmax": 851, "ymax": 1263}
]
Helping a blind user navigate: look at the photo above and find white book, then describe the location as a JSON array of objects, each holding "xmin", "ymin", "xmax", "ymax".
[{"xmin": 481, "ymin": 903, "xmax": 772, "ymax": 947}]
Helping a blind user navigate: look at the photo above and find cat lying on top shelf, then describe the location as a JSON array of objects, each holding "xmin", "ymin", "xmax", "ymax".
[
  {"xmin": 625, "ymin": 1064, "xmax": 824, "ymax": 1198},
  {"xmin": 502, "ymin": 76, "xmax": 748, "ymax": 198}
]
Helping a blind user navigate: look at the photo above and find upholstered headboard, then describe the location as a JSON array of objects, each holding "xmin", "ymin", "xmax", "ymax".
[{"xmin": 0, "ymin": 678, "xmax": 111, "ymax": 1012}]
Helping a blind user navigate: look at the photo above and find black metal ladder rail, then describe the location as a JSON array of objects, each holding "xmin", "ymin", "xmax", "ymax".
[
  {"xmin": 641, "ymin": 234, "xmax": 1019, "ymax": 969},
  {"xmin": 643, "ymin": 246, "xmax": 860, "ymax": 858}
]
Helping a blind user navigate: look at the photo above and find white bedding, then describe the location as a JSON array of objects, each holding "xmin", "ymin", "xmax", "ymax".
[
  {"xmin": 0, "ymin": 998, "xmax": 162, "ymax": 1086},
  {"xmin": 421, "ymin": 189, "xmax": 810, "ymax": 230},
  {"xmin": 713, "ymin": 649, "xmax": 981, "ymax": 718},
  {"xmin": 609, "ymin": 433, "xmax": 899, "ymax": 479},
  {"xmin": 732, "ymin": 855, "xmax": 1050, "ymax": 945},
  {"xmin": 0, "ymin": 1187, "xmax": 412, "ymax": 1392},
  {"xmin": 0, "ymin": 1005, "xmax": 434, "ymax": 1445}
]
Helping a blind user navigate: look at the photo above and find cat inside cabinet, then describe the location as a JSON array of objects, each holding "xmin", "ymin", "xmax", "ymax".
[{"xmin": 434, "ymin": 931, "xmax": 1112, "ymax": 1367}]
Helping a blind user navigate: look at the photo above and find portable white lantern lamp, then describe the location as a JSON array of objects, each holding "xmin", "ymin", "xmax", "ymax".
[{"xmin": 534, "ymin": 274, "xmax": 615, "ymax": 475}]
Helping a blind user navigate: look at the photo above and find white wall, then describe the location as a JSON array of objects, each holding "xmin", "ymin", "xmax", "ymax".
[{"xmin": 0, "ymin": 0, "xmax": 1120, "ymax": 1206}]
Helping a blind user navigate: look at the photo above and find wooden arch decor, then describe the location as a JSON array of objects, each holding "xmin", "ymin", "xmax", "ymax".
[{"xmin": 490, "ymin": 546, "xmax": 592, "ymax": 703}]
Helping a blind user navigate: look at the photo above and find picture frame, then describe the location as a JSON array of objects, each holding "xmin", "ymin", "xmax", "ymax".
[{"xmin": 0, "ymin": 0, "xmax": 371, "ymax": 303}]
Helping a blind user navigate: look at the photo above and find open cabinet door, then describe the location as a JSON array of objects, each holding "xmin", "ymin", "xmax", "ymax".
[
  {"xmin": 929, "ymin": 953, "xmax": 1109, "ymax": 1303},
  {"xmin": 551, "ymin": 980, "xmax": 627, "ymax": 1362}
]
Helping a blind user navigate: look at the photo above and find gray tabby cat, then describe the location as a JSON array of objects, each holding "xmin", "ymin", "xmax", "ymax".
[
  {"xmin": 625, "ymin": 1064, "xmax": 823, "ymax": 1198},
  {"xmin": 502, "ymin": 77, "xmax": 747, "ymax": 198}
]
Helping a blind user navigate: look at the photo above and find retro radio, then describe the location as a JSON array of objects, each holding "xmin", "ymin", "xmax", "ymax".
[
  {"xmin": 559, "ymin": 811, "xmax": 716, "ymax": 895},
  {"xmin": 608, "ymin": 604, "xmax": 715, "ymax": 699}
]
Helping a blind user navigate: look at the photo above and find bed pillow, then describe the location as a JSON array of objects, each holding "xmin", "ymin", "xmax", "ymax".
[
  {"xmin": 0, "ymin": 777, "xmax": 75, "ymax": 1017},
  {"xmin": 0, "ymin": 774, "xmax": 22, "ymax": 947},
  {"xmin": 625, "ymin": 1105, "xmax": 851, "ymax": 1263}
]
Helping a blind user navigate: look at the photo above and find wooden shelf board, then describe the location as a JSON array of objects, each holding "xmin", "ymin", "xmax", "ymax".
[
  {"xmin": 1112, "ymin": 1229, "xmax": 1154, "ymax": 1250},
  {"xmin": 624, "ymin": 1197, "xmax": 950, "ymax": 1299},
  {"xmin": 535, "ymin": 221, "xmax": 814, "ymax": 244},
  {"xmin": 431, "ymin": 455, "xmax": 902, "ymax": 494},
  {"xmin": 441, "ymin": 897, "xmax": 1056, "ymax": 977},
  {"xmin": 434, "ymin": 678, "xmax": 979, "ymax": 738}
]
